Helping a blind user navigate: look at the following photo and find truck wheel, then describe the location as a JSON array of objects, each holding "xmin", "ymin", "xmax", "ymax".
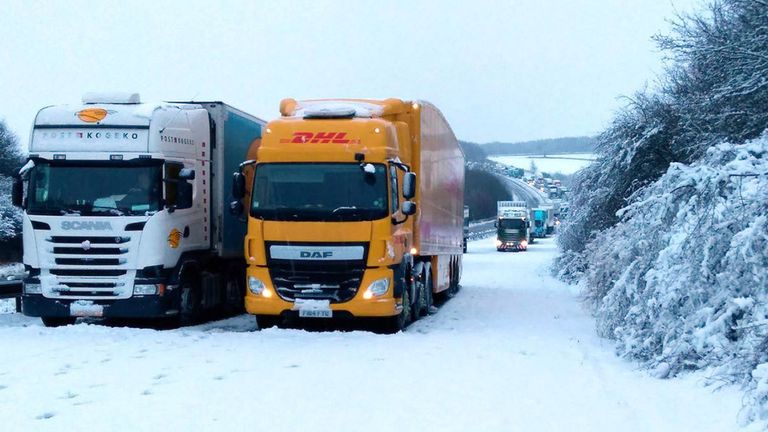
[
  {"xmin": 178, "ymin": 279, "xmax": 201, "ymax": 327},
  {"xmin": 41, "ymin": 317, "xmax": 77, "ymax": 327},
  {"xmin": 383, "ymin": 288, "xmax": 411, "ymax": 333},
  {"xmin": 411, "ymin": 271, "xmax": 423, "ymax": 322},
  {"xmin": 255, "ymin": 315, "xmax": 281, "ymax": 330},
  {"xmin": 224, "ymin": 268, "xmax": 245, "ymax": 314},
  {"xmin": 419, "ymin": 267, "xmax": 434, "ymax": 316}
]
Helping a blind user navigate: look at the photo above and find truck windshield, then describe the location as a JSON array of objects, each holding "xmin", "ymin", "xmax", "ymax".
[
  {"xmin": 27, "ymin": 160, "xmax": 163, "ymax": 216},
  {"xmin": 499, "ymin": 219, "xmax": 526, "ymax": 230},
  {"xmin": 251, "ymin": 163, "xmax": 388, "ymax": 221}
]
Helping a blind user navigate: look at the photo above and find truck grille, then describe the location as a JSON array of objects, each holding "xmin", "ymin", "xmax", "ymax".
[
  {"xmin": 266, "ymin": 242, "xmax": 368, "ymax": 304},
  {"xmin": 43, "ymin": 235, "xmax": 134, "ymax": 299},
  {"xmin": 270, "ymin": 267, "xmax": 364, "ymax": 303},
  {"xmin": 499, "ymin": 232, "xmax": 525, "ymax": 242}
]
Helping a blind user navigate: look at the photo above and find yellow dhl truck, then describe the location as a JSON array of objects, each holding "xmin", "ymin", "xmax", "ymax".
[{"xmin": 231, "ymin": 98, "xmax": 465, "ymax": 332}]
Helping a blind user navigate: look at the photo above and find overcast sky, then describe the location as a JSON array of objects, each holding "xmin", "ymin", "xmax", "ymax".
[{"xmin": 0, "ymin": 0, "xmax": 699, "ymax": 150}]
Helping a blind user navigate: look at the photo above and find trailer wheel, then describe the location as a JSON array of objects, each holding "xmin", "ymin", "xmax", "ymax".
[
  {"xmin": 255, "ymin": 315, "xmax": 281, "ymax": 330},
  {"xmin": 41, "ymin": 317, "xmax": 76, "ymax": 327}
]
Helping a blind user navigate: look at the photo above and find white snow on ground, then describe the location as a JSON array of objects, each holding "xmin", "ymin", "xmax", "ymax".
[
  {"xmin": 0, "ymin": 238, "xmax": 757, "ymax": 431},
  {"xmin": 490, "ymin": 153, "xmax": 595, "ymax": 174}
]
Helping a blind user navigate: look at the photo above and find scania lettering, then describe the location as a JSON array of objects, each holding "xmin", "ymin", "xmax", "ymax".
[
  {"xmin": 61, "ymin": 221, "xmax": 114, "ymax": 230},
  {"xmin": 13, "ymin": 93, "xmax": 266, "ymax": 327},
  {"xmin": 233, "ymin": 98, "xmax": 465, "ymax": 332}
]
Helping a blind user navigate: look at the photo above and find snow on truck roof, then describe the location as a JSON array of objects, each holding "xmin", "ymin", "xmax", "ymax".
[
  {"xmin": 279, "ymin": 98, "xmax": 416, "ymax": 119},
  {"xmin": 82, "ymin": 92, "xmax": 141, "ymax": 104},
  {"xmin": 34, "ymin": 95, "xmax": 202, "ymax": 127}
]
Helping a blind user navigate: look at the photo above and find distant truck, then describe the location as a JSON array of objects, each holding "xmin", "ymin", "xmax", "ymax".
[
  {"xmin": 543, "ymin": 205, "xmax": 556, "ymax": 235},
  {"xmin": 232, "ymin": 98, "xmax": 465, "ymax": 332},
  {"xmin": 497, "ymin": 200, "xmax": 527, "ymax": 214},
  {"xmin": 531, "ymin": 208, "xmax": 548, "ymax": 238},
  {"xmin": 495, "ymin": 203, "xmax": 530, "ymax": 251},
  {"xmin": 13, "ymin": 93, "xmax": 266, "ymax": 327}
]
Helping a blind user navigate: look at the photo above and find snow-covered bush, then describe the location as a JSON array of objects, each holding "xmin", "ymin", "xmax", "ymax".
[
  {"xmin": 0, "ymin": 177, "xmax": 21, "ymax": 242},
  {"xmin": 555, "ymin": 0, "xmax": 768, "ymax": 423},
  {"xmin": 0, "ymin": 120, "xmax": 23, "ymax": 259},
  {"xmin": 581, "ymin": 138, "xmax": 768, "ymax": 421}
]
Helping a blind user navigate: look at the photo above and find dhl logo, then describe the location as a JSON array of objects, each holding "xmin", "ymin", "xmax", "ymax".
[{"xmin": 279, "ymin": 132, "xmax": 360, "ymax": 144}]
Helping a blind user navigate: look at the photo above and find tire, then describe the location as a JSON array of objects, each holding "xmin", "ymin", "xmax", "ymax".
[
  {"xmin": 383, "ymin": 285, "xmax": 412, "ymax": 333},
  {"xmin": 255, "ymin": 315, "xmax": 281, "ymax": 330},
  {"xmin": 41, "ymin": 317, "xmax": 77, "ymax": 327},
  {"xmin": 449, "ymin": 259, "xmax": 461, "ymax": 297},
  {"xmin": 178, "ymin": 278, "xmax": 201, "ymax": 327},
  {"xmin": 419, "ymin": 266, "xmax": 434, "ymax": 316},
  {"xmin": 411, "ymin": 269, "xmax": 424, "ymax": 322},
  {"xmin": 224, "ymin": 267, "xmax": 245, "ymax": 315}
]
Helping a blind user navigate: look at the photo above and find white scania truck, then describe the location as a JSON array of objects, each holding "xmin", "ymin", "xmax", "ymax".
[{"xmin": 12, "ymin": 93, "xmax": 265, "ymax": 326}]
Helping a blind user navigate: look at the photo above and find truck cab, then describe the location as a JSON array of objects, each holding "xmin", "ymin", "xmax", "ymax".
[
  {"xmin": 234, "ymin": 98, "xmax": 464, "ymax": 332},
  {"xmin": 531, "ymin": 208, "xmax": 548, "ymax": 238},
  {"xmin": 495, "ymin": 209, "xmax": 530, "ymax": 251},
  {"xmin": 13, "ymin": 93, "xmax": 265, "ymax": 326}
]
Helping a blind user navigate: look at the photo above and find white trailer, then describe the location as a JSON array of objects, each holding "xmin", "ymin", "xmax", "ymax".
[{"xmin": 497, "ymin": 200, "xmax": 528, "ymax": 216}]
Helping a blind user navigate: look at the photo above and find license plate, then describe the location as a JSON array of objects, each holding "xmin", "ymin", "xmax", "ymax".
[
  {"xmin": 295, "ymin": 299, "xmax": 332, "ymax": 318},
  {"xmin": 70, "ymin": 301, "xmax": 104, "ymax": 317},
  {"xmin": 299, "ymin": 309, "xmax": 333, "ymax": 318}
]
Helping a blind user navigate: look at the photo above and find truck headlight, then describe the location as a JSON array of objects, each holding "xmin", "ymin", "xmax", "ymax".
[
  {"xmin": 133, "ymin": 284, "xmax": 158, "ymax": 295},
  {"xmin": 495, "ymin": 240, "xmax": 502, "ymax": 247},
  {"xmin": 248, "ymin": 276, "xmax": 266, "ymax": 295},
  {"xmin": 363, "ymin": 277, "xmax": 389, "ymax": 299},
  {"xmin": 24, "ymin": 282, "xmax": 42, "ymax": 294}
]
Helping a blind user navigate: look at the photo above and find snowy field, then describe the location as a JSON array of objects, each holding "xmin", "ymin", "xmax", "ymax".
[
  {"xmin": 490, "ymin": 153, "xmax": 595, "ymax": 174},
  {"xmin": 0, "ymin": 237, "xmax": 756, "ymax": 431}
]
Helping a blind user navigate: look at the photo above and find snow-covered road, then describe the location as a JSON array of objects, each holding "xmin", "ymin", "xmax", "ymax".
[{"xmin": 0, "ymin": 238, "xmax": 753, "ymax": 431}]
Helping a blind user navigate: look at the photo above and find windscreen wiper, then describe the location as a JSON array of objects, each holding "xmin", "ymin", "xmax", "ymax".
[
  {"xmin": 331, "ymin": 206, "xmax": 358, "ymax": 213},
  {"xmin": 89, "ymin": 205, "xmax": 125, "ymax": 216},
  {"xmin": 59, "ymin": 208, "xmax": 81, "ymax": 216}
]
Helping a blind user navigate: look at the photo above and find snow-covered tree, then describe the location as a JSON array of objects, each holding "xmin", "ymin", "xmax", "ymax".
[
  {"xmin": 0, "ymin": 120, "xmax": 23, "ymax": 178},
  {"xmin": 555, "ymin": 0, "xmax": 768, "ymax": 422},
  {"xmin": 0, "ymin": 120, "xmax": 22, "ymax": 246}
]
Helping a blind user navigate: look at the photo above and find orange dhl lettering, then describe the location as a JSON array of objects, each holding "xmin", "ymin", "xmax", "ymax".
[{"xmin": 280, "ymin": 132, "xmax": 360, "ymax": 144}]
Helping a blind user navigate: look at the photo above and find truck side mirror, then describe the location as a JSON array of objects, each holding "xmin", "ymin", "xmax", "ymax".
[
  {"xmin": 229, "ymin": 200, "xmax": 243, "ymax": 215},
  {"xmin": 401, "ymin": 201, "xmax": 416, "ymax": 216},
  {"xmin": 178, "ymin": 168, "xmax": 195, "ymax": 180},
  {"xmin": 12, "ymin": 176, "xmax": 23, "ymax": 208},
  {"xmin": 232, "ymin": 172, "xmax": 245, "ymax": 200},
  {"xmin": 403, "ymin": 172, "xmax": 416, "ymax": 199},
  {"xmin": 177, "ymin": 181, "xmax": 193, "ymax": 209}
]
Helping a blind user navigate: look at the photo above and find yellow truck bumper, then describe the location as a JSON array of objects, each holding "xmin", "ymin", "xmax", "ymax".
[{"xmin": 244, "ymin": 266, "xmax": 400, "ymax": 317}]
